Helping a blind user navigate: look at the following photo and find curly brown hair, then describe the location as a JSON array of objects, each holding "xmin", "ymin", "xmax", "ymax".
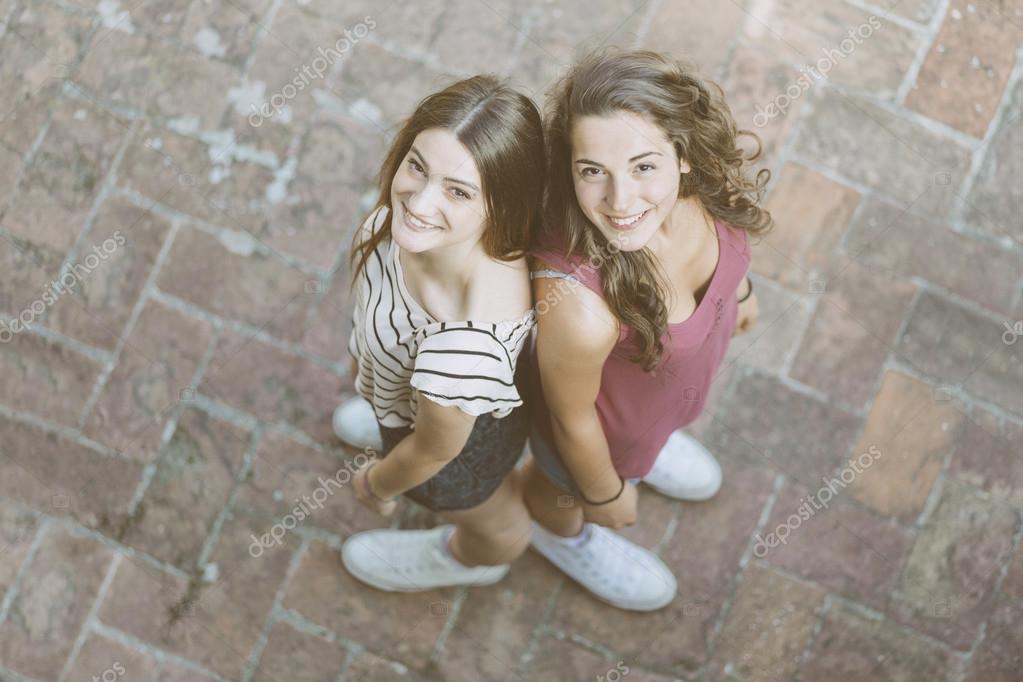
[
  {"xmin": 544, "ymin": 48, "xmax": 773, "ymax": 371},
  {"xmin": 350, "ymin": 75, "xmax": 545, "ymax": 285}
]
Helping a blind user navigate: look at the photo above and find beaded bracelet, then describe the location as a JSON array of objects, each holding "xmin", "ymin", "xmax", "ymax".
[
  {"xmin": 737, "ymin": 276, "xmax": 754, "ymax": 303},
  {"xmin": 580, "ymin": 475, "xmax": 626, "ymax": 506}
]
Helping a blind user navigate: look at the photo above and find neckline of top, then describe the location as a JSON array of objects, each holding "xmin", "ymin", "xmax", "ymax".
[{"xmin": 390, "ymin": 240, "xmax": 535, "ymax": 330}]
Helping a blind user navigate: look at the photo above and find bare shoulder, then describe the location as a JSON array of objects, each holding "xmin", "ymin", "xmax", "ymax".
[
  {"xmin": 467, "ymin": 255, "xmax": 532, "ymax": 321},
  {"xmin": 531, "ymin": 256, "xmax": 618, "ymax": 360}
]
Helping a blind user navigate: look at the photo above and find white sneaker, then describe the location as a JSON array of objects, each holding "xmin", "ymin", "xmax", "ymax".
[
  {"xmin": 642, "ymin": 431, "xmax": 722, "ymax": 501},
  {"xmin": 341, "ymin": 525, "xmax": 510, "ymax": 592},
  {"xmin": 530, "ymin": 522, "xmax": 676, "ymax": 611},
  {"xmin": 332, "ymin": 396, "xmax": 383, "ymax": 452}
]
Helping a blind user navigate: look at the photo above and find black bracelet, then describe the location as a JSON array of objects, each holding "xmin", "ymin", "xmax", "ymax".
[
  {"xmin": 580, "ymin": 476, "xmax": 626, "ymax": 506},
  {"xmin": 737, "ymin": 275, "xmax": 753, "ymax": 303}
]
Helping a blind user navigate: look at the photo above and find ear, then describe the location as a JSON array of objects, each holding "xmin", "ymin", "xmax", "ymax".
[{"xmin": 679, "ymin": 157, "xmax": 691, "ymax": 174}]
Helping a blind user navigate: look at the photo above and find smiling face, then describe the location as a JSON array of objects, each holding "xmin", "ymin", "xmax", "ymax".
[
  {"xmin": 389, "ymin": 127, "xmax": 488, "ymax": 254},
  {"xmin": 570, "ymin": 111, "xmax": 690, "ymax": 251}
]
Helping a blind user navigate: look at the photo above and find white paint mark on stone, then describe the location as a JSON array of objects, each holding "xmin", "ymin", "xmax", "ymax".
[
  {"xmin": 228, "ymin": 79, "xmax": 268, "ymax": 118},
  {"xmin": 168, "ymin": 116, "xmax": 201, "ymax": 136},
  {"xmin": 218, "ymin": 229, "xmax": 257, "ymax": 256},
  {"xmin": 209, "ymin": 165, "xmax": 231, "ymax": 184},
  {"xmin": 266, "ymin": 157, "xmax": 298, "ymax": 204},
  {"xmin": 97, "ymin": 0, "xmax": 136, "ymax": 34},
  {"xmin": 205, "ymin": 128, "xmax": 236, "ymax": 160},
  {"xmin": 312, "ymin": 89, "xmax": 345, "ymax": 116},
  {"xmin": 350, "ymin": 97, "xmax": 383, "ymax": 125},
  {"xmin": 202, "ymin": 562, "xmax": 220, "ymax": 583},
  {"xmin": 194, "ymin": 27, "xmax": 227, "ymax": 58},
  {"xmin": 275, "ymin": 105, "xmax": 293, "ymax": 125}
]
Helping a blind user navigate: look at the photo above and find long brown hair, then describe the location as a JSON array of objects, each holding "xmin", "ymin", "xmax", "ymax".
[
  {"xmin": 544, "ymin": 49, "xmax": 773, "ymax": 371},
  {"xmin": 350, "ymin": 75, "xmax": 545, "ymax": 284}
]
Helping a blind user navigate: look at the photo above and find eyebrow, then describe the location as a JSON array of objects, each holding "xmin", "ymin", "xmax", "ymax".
[
  {"xmin": 410, "ymin": 146, "xmax": 481, "ymax": 192},
  {"xmin": 574, "ymin": 151, "xmax": 663, "ymax": 166}
]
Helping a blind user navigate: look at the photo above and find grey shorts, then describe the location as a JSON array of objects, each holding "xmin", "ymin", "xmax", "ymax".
[
  {"xmin": 378, "ymin": 406, "xmax": 528, "ymax": 512},
  {"xmin": 528, "ymin": 426, "xmax": 642, "ymax": 497},
  {"xmin": 527, "ymin": 426, "xmax": 580, "ymax": 494}
]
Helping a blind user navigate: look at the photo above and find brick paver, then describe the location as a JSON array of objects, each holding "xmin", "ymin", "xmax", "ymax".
[{"xmin": 1, "ymin": 0, "xmax": 1021, "ymax": 680}]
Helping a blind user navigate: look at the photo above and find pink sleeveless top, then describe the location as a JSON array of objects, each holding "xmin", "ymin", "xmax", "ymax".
[{"xmin": 526, "ymin": 218, "xmax": 751, "ymax": 479}]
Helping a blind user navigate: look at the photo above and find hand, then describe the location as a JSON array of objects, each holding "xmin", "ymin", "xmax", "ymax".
[
  {"xmin": 581, "ymin": 480, "xmax": 638, "ymax": 529},
  {"xmin": 353, "ymin": 461, "xmax": 397, "ymax": 516},
  {"xmin": 734, "ymin": 285, "xmax": 759, "ymax": 336}
]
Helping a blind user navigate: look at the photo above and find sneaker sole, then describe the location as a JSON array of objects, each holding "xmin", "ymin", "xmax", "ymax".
[
  {"xmin": 334, "ymin": 432, "xmax": 384, "ymax": 452},
  {"xmin": 331, "ymin": 420, "xmax": 383, "ymax": 453},
  {"xmin": 642, "ymin": 477, "xmax": 721, "ymax": 501}
]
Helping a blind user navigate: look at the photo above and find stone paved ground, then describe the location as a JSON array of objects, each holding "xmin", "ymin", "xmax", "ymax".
[{"xmin": 1, "ymin": 0, "xmax": 1022, "ymax": 680}]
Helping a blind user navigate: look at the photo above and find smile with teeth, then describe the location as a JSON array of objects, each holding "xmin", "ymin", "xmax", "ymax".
[
  {"xmin": 606, "ymin": 209, "xmax": 650, "ymax": 228},
  {"xmin": 402, "ymin": 203, "xmax": 442, "ymax": 231}
]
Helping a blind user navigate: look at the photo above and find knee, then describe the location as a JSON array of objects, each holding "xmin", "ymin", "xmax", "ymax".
[
  {"xmin": 488, "ymin": 514, "xmax": 531, "ymax": 563},
  {"xmin": 477, "ymin": 502, "xmax": 532, "ymax": 562}
]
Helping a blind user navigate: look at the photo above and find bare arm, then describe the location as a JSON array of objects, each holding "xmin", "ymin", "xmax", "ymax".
[
  {"xmin": 366, "ymin": 396, "xmax": 476, "ymax": 499},
  {"xmin": 532, "ymin": 260, "xmax": 623, "ymax": 503}
]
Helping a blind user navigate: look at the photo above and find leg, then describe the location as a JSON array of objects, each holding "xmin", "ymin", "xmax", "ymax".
[
  {"xmin": 342, "ymin": 412, "xmax": 530, "ymax": 591},
  {"xmin": 521, "ymin": 455, "xmax": 584, "ymax": 538},
  {"xmin": 440, "ymin": 473, "xmax": 532, "ymax": 567}
]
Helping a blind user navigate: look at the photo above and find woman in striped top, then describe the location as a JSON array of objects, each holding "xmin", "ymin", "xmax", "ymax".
[{"xmin": 334, "ymin": 76, "xmax": 545, "ymax": 592}]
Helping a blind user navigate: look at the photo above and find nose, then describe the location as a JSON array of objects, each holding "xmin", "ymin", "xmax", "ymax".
[
  {"xmin": 406, "ymin": 181, "xmax": 441, "ymax": 220},
  {"xmin": 607, "ymin": 176, "xmax": 636, "ymax": 214}
]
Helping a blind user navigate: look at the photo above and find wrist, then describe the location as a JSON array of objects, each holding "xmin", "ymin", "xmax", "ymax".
[
  {"xmin": 580, "ymin": 475, "xmax": 626, "ymax": 506},
  {"xmin": 364, "ymin": 462, "xmax": 397, "ymax": 502},
  {"xmin": 576, "ymin": 469, "xmax": 622, "ymax": 500}
]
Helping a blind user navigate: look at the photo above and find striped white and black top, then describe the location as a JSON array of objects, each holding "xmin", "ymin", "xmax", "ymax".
[{"xmin": 347, "ymin": 208, "xmax": 535, "ymax": 428}]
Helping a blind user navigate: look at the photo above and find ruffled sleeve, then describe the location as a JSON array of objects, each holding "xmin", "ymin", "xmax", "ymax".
[{"xmin": 410, "ymin": 323, "xmax": 526, "ymax": 418}]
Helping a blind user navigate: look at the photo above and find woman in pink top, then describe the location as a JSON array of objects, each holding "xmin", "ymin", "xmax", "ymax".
[{"xmin": 522, "ymin": 49, "xmax": 773, "ymax": 612}]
